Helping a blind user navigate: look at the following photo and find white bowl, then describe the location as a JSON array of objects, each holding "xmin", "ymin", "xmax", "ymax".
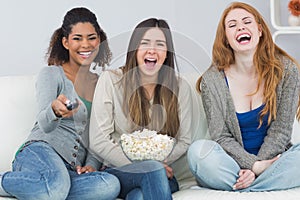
[{"xmin": 120, "ymin": 129, "xmax": 175, "ymax": 162}]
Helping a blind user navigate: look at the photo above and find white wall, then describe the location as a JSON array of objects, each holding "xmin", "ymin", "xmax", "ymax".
[{"xmin": 0, "ymin": 0, "xmax": 299, "ymax": 77}]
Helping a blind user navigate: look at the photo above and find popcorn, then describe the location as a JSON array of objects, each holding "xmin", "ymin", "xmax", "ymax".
[{"xmin": 120, "ymin": 129, "xmax": 175, "ymax": 162}]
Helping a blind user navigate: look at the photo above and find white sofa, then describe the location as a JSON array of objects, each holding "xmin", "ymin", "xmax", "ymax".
[{"xmin": 1, "ymin": 74, "xmax": 300, "ymax": 200}]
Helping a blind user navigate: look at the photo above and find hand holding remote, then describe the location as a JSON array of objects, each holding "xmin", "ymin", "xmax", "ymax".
[
  {"xmin": 65, "ymin": 98, "xmax": 79, "ymax": 110},
  {"xmin": 52, "ymin": 95, "xmax": 80, "ymax": 118}
]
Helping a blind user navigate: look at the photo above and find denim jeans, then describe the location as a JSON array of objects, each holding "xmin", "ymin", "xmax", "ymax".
[
  {"xmin": 106, "ymin": 160, "xmax": 176, "ymax": 200},
  {"xmin": 187, "ymin": 139, "xmax": 300, "ymax": 192},
  {"xmin": 1, "ymin": 142, "xmax": 120, "ymax": 200}
]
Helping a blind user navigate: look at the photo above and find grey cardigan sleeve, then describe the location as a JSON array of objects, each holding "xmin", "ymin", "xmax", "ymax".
[
  {"xmin": 35, "ymin": 67, "xmax": 62, "ymax": 133},
  {"xmin": 257, "ymin": 58, "xmax": 300, "ymax": 160},
  {"xmin": 85, "ymin": 151, "xmax": 102, "ymax": 170}
]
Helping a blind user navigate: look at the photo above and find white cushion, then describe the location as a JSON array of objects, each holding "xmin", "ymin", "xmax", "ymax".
[
  {"xmin": 173, "ymin": 186, "xmax": 300, "ymax": 200},
  {"xmin": 0, "ymin": 75, "xmax": 37, "ymax": 172}
]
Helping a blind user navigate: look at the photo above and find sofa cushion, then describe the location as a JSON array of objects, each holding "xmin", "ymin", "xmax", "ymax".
[
  {"xmin": 172, "ymin": 186, "xmax": 300, "ymax": 200},
  {"xmin": 0, "ymin": 75, "xmax": 37, "ymax": 172}
]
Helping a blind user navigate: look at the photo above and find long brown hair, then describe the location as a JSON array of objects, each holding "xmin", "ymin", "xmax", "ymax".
[
  {"xmin": 120, "ymin": 18, "xmax": 180, "ymax": 138},
  {"xmin": 197, "ymin": 2, "xmax": 300, "ymax": 122}
]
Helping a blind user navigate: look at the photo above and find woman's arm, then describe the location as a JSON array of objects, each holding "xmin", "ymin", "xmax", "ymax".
[
  {"xmin": 258, "ymin": 59, "xmax": 300, "ymax": 160},
  {"xmin": 84, "ymin": 151, "xmax": 102, "ymax": 170},
  {"xmin": 36, "ymin": 67, "xmax": 62, "ymax": 133},
  {"xmin": 89, "ymin": 71, "xmax": 131, "ymax": 167}
]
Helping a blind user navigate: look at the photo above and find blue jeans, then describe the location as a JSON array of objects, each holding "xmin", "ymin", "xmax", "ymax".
[
  {"xmin": 187, "ymin": 139, "xmax": 300, "ymax": 192},
  {"xmin": 1, "ymin": 142, "xmax": 120, "ymax": 200},
  {"xmin": 106, "ymin": 160, "xmax": 176, "ymax": 200}
]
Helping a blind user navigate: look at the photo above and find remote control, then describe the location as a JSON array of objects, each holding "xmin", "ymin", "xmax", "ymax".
[{"xmin": 65, "ymin": 98, "xmax": 79, "ymax": 110}]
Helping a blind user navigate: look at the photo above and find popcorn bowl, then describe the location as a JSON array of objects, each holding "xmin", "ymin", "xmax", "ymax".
[{"xmin": 120, "ymin": 129, "xmax": 176, "ymax": 162}]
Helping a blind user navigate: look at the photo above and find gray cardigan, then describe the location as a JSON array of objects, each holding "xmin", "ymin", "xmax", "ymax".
[
  {"xmin": 201, "ymin": 56, "xmax": 300, "ymax": 169},
  {"xmin": 27, "ymin": 66, "xmax": 101, "ymax": 170}
]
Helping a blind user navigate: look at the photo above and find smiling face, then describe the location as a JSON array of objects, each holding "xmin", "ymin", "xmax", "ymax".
[
  {"xmin": 62, "ymin": 22, "xmax": 100, "ymax": 67},
  {"xmin": 136, "ymin": 27, "xmax": 167, "ymax": 82},
  {"xmin": 225, "ymin": 8, "xmax": 262, "ymax": 54}
]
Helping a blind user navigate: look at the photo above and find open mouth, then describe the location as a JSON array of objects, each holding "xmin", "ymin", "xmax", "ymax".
[
  {"xmin": 78, "ymin": 51, "xmax": 92, "ymax": 59},
  {"xmin": 144, "ymin": 58, "xmax": 157, "ymax": 68},
  {"xmin": 236, "ymin": 33, "xmax": 251, "ymax": 44}
]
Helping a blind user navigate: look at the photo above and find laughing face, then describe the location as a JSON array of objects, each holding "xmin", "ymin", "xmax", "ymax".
[
  {"xmin": 136, "ymin": 27, "xmax": 167, "ymax": 81},
  {"xmin": 62, "ymin": 22, "xmax": 100, "ymax": 67},
  {"xmin": 225, "ymin": 8, "xmax": 262, "ymax": 54}
]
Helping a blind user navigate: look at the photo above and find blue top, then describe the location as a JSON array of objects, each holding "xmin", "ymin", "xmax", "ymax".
[
  {"xmin": 223, "ymin": 71, "xmax": 269, "ymax": 155},
  {"xmin": 236, "ymin": 105, "xmax": 269, "ymax": 155}
]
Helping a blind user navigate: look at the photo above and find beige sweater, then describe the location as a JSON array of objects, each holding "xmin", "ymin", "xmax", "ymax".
[{"xmin": 89, "ymin": 69, "xmax": 193, "ymax": 167}]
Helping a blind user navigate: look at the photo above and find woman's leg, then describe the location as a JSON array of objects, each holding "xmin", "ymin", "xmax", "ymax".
[
  {"xmin": 168, "ymin": 176, "xmax": 179, "ymax": 193},
  {"xmin": 66, "ymin": 168, "xmax": 120, "ymax": 200},
  {"xmin": 246, "ymin": 143, "xmax": 300, "ymax": 192},
  {"xmin": 124, "ymin": 176, "xmax": 178, "ymax": 200},
  {"xmin": 0, "ymin": 173, "xmax": 10, "ymax": 197},
  {"xmin": 106, "ymin": 160, "xmax": 172, "ymax": 200},
  {"xmin": 125, "ymin": 188, "xmax": 143, "ymax": 200},
  {"xmin": 187, "ymin": 139, "xmax": 240, "ymax": 191},
  {"xmin": 1, "ymin": 142, "xmax": 70, "ymax": 200}
]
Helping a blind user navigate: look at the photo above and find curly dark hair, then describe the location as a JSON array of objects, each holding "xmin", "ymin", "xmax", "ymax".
[{"xmin": 46, "ymin": 7, "xmax": 111, "ymax": 67}]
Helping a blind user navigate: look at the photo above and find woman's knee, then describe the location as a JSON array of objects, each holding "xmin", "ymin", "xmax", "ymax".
[
  {"xmin": 91, "ymin": 172, "xmax": 120, "ymax": 199},
  {"xmin": 79, "ymin": 171, "xmax": 121, "ymax": 199},
  {"xmin": 16, "ymin": 170, "xmax": 71, "ymax": 200},
  {"xmin": 45, "ymin": 169, "xmax": 71, "ymax": 199},
  {"xmin": 133, "ymin": 160, "xmax": 165, "ymax": 174},
  {"xmin": 188, "ymin": 140, "xmax": 219, "ymax": 167},
  {"xmin": 187, "ymin": 140, "xmax": 240, "ymax": 190},
  {"xmin": 125, "ymin": 188, "xmax": 143, "ymax": 200},
  {"xmin": 187, "ymin": 140, "xmax": 230, "ymax": 179},
  {"xmin": 142, "ymin": 160, "xmax": 164, "ymax": 168}
]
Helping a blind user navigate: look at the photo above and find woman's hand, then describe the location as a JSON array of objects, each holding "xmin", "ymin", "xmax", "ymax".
[
  {"xmin": 233, "ymin": 169, "xmax": 256, "ymax": 190},
  {"xmin": 51, "ymin": 94, "xmax": 80, "ymax": 118},
  {"xmin": 252, "ymin": 155, "xmax": 281, "ymax": 176},
  {"xmin": 76, "ymin": 165, "xmax": 96, "ymax": 174},
  {"xmin": 164, "ymin": 164, "xmax": 174, "ymax": 179}
]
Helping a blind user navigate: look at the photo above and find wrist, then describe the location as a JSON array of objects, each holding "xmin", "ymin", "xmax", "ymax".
[{"xmin": 252, "ymin": 161, "xmax": 260, "ymax": 176}]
